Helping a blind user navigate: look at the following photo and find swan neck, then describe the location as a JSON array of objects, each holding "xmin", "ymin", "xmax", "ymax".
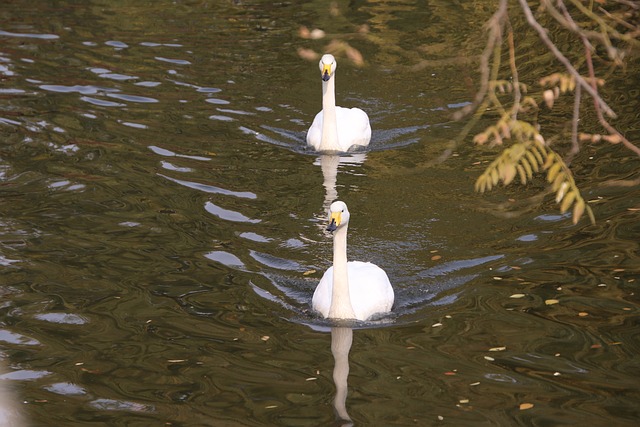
[
  {"xmin": 320, "ymin": 77, "xmax": 339, "ymax": 152},
  {"xmin": 329, "ymin": 224, "xmax": 356, "ymax": 319}
]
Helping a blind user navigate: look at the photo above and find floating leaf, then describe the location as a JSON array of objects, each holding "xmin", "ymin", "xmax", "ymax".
[
  {"xmin": 510, "ymin": 293, "xmax": 526, "ymax": 298},
  {"xmin": 519, "ymin": 403, "xmax": 534, "ymax": 410},
  {"xmin": 545, "ymin": 299, "xmax": 560, "ymax": 305}
]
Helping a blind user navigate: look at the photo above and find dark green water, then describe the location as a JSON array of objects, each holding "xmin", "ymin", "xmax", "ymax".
[{"xmin": 1, "ymin": 1, "xmax": 639, "ymax": 426}]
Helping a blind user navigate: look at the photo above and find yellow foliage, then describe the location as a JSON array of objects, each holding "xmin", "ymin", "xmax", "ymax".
[{"xmin": 474, "ymin": 137, "xmax": 594, "ymax": 225}]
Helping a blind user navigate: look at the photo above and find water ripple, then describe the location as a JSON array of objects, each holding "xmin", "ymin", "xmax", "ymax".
[
  {"xmin": 105, "ymin": 40, "xmax": 129, "ymax": 49},
  {"xmin": 80, "ymin": 96, "xmax": 125, "ymax": 107},
  {"xmin": 34, "ymin": 313, "xmax": 88, "ymax": 325},
  {"xmin": 107, "ymin": 93, "xmax": 158, "ymax": 103},
  {"xmin": 0, "ymin": 329, "xmax": 40, "ymax": 346},
  {"xmin": 204, "ymin": 251, "xmax": 246, "ymax": 269},
  {"xmin": 40, "ymin": 84, "xmax": 117, "ymax": 95},
  {"xmin": 204, "ymin": 201, "xmax": 260, "ymax": 223},
  {"xmin": 155, "ymin": 57, "xmax": 191, "ymax": 65},
  {"xmin": 0, "ymin": 370, "xmax": 51, "ymax": 381},
  {"xmin": 159, "ymin": 174, "xmax": 256, "ymax": 199},
  {"xmin": 148, "ymin": 145, "xmax": 212, "ymax": 162},
  {"xmin": 44, "ymin": 382, "xmax": 87, "ymax": 396},
  {"xmin": 0, "ymin": 30, "xmax": 59, "ymax": 39}
]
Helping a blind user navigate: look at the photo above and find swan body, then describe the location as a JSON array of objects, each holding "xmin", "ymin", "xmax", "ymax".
[
  {"xmin": 312, "ymin": 201, "xmax": 394, "ymax": 321},
  {"xmin": 307, "ymin": 54, "xmax": 371, "ymax": 153}
]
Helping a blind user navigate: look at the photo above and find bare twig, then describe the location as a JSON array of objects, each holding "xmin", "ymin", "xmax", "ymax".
[
  {"xmin": 544, "ymin": 0, "xmax": 602, "ymax": 47},
  {"xmin": 568, "ymin": 0, "xmax": 638, "ymax": 43},
  {"xmin": 518, "ymin": 0, "xmax": 617, "ymax": 118},
  {"xmin": 506, "ymin": 19, "xmax": 522, "ymax": 121},
  {"xmin": 567, "ymin": 83, "xmax": 581, "ymax": 163},
  {"xmin": 582, "ymin": 33, "xmax": 640, "ymax": 156},
  {"xmin": 452, "ymin": 0, "xmax": 508, "ymax": 121}
]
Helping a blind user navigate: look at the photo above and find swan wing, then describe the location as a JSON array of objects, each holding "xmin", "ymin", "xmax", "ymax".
[
  {"xmin": 306, "ymin": 107, "xmax": 371, "ymax": 152},
  {"xmin": 335, "ymin": 107, "xmax": 371, "ymax": 151},
  {"xmin": 346, "ymin": 261, "xmax": 394, "ymax": 320},
  {"xmin": 306, "ymin": 111, "xmax": 324, "ymax": 150},
  {"xmin": 312, "ymin": 262, "xmax": 394, "ymax": 321},
  {"xmin": 312, "ymin": 267, "xmax": 334, "ymax": 318}
]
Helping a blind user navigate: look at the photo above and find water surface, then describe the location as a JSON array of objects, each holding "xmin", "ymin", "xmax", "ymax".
[{"xmin": 1, "ymin": 1, "xmax": 639, "ymax": 426}]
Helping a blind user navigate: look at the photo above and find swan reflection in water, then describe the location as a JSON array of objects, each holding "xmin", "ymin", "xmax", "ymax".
[
  {"xmin": 316, "ymin": 153, "xmax": 367, "ymax": 213},
  {"xmin": 331, "ymin": 326, "xmax": 354, "ymax": 426},
  {"xmin": 0, "ymin": 359, "xmax": 25, "ymax": 427}
]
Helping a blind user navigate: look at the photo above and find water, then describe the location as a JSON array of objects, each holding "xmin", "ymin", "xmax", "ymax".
[{"xmin": 1, "ymin": 1, "xmax": 639, "ymax": 426}]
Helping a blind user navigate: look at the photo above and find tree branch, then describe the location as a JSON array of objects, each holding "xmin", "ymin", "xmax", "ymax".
[
  {"xmin": 452, "ymin": 0, "xmax": 508, "ymax": 121},
  {"xmin": 582, "ymin": 32, "xmax": 640, "ymax": 156},
  {"xmin": 517, "ymin": 0, "xmax": 617, "ymax": 118}
]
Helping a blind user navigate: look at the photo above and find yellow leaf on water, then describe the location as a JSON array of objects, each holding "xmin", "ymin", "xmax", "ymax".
[
  {"xmin": 545, "ymin": 299, "xmax": 560, "ymax": 305},
  {"xmin": 510, "ymin": 293, "xmax": 526, "ymax": 298},
  {"xmin": 489, "ymin": 346, "xmax": 506, "ymax": 352},
  {"xmin": 520, "ymin": 403, "xmax": 534, "ymax": 410}
]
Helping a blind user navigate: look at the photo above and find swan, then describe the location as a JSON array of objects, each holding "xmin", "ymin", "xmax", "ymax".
[
  {"xmin": 306, "ymin": 54, "xmax": 371, "ymax": 153},
  {"xmin": 312, "ymin": 201, "xmax": 394, "ymax": 321}
]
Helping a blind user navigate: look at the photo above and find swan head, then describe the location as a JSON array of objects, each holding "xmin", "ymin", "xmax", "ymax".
[
  {"xmin": 319, "ymin": 54, "xmax": 337, "ymax": 82},
  {"xmin": 327, "ymin": 200, "xmax": 350, "ymax": 232}
]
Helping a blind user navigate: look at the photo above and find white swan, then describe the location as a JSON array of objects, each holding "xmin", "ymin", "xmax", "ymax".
[
  {"xmin": 312, "ymin": 201, "xmax": 394, "ymax": 320},
  {"xmin": 307, "ymin": 54, "xmax": 371, "ymax": 153}
]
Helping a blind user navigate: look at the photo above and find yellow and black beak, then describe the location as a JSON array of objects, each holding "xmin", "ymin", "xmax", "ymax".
[
  {"xmin": 321, "ymin": 62, "xmax": 332, "ymax": 82},
  {"xmin": 326, "ymin": 211, "xmax": 341, "ymax": 232}
]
